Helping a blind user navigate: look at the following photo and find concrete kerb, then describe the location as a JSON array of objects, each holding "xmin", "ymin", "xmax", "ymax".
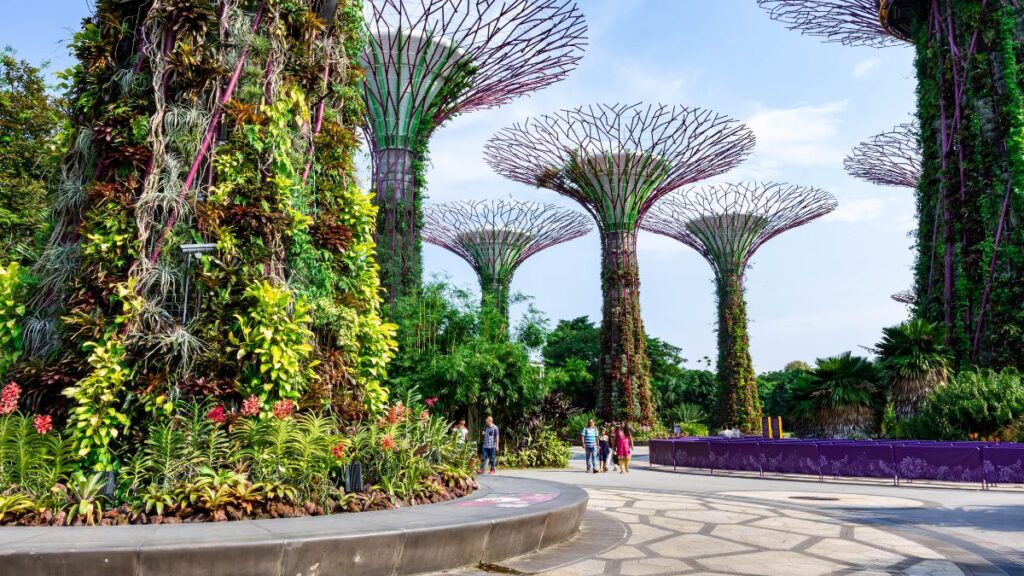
[{"xmin": 0, "ymin": 475, "xmax": 587, "ymax": 576}]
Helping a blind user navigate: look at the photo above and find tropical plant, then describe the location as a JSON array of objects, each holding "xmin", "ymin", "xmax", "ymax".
[
  {"xmin": 661, "ymin": 403, "xmax": 707, "ymax": 427},
  {"xmin": 875, "ymin": 319, "xmax": 951, "ymax": 420},
  {"xmin": 501, "ymin": 428, "xmax": 570, "ymax": 469},
  {"xmin": 895, "ymin": 369, "xmax": 1024, "ymax": 441},
  {"xmin": 230, "ymin": 281, "xmax": 317, "ymax": 408},
  {"xmin": 788, "ymin": 352, "xmax": 882, "ymax": 439},
  {"xmin": 0, "ymin": 261, "xmax": 26, "ymax": 376}
]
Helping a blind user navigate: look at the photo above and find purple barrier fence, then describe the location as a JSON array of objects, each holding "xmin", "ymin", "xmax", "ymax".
[
  {"xmin": 649, "ymin": 438, "xmax": 1022, "ymax": 489},
  {"xmin": 983, "ymin": 446, "xmax": 1024, "ymax": 485},
  {"xmin": 894, "ymin": 445, "xmax": 984, "ymax": 483},
  {"xmin": 759, "ymin": 441, "xmax": 820, "ymax": 475}
]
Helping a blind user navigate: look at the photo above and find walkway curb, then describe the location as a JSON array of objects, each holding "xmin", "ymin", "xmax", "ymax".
[{"xmin": 0, "ymin": 476, "xmax": 587, "ymax": 576}]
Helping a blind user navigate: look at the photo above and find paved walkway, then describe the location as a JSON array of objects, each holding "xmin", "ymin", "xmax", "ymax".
[{"xmin": 437, "ymin": 448, "xmax": 1024, "ymax": 576}]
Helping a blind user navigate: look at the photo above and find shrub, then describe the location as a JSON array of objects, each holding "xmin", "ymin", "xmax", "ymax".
[
  {"xmin": 788, "ymin": 352, "xmax": 882, "ymax": 439},
  {"xmin": 562, "ymin": 411, "xmax": 598, "ymax": 441},
  {"xmin": 895, "ymin": 369, "xmax": 1024, "ymax": 441},
  {"xmin": 501, "ymin": 428, "xmax": 570, "ymax": 469},
  {"xmin": 677, "ymin": 422, "xmax": 709, "ymax": 437},
  {"xmin": 0, "ymin": 262, "xmax": 26, "ymax": 376},
  {"xmin": 661, "ymin": 403, "xmax": 706, "ymax": 427}
]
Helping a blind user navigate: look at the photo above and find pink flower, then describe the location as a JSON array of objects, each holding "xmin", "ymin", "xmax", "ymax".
[
  {"xmin": 272, "ymin": 399, "xmax": 294, "ymax": 420},
  {"xmin": 425, "ymin": 397, "xmax": 438, "ymax": 407},
  {"xmin": 381, "ymin": 435, "xmax": 395, "ymax": 451},
  {"xmin": 331, "ymin": 441, "xmax": 345, "ymax": 459},
  {"xmin": 206, "ymin": 405, "xmax": 226, "ymax": 424},
  {"xmin": 33, "ymin": 414, "xmax": 53, "ymax": 435},
  {"xmin": 241, "ymin": 395, "xmax": 260, "ymax": 417},
  {"xmin": 0, "ymin": 382, "xmax": 21, "ymax": 415},
  {"xmin": 419, "ymin": 410, "xmax": 430, "ymax": 423}
]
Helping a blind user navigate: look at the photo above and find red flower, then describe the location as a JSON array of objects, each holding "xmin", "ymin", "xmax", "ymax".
[
  {"xmin": 0, "ymin": 382, "xmax": 21, "ymax": 415},
  {"xmin": 381, "ymin": 435, "xmax": 395, "ymax": 451},
  {"xmin": 241, "ymin": 395, "xmax": 260, "ymax": 417},
  {"xmin": 387, "ymin": 402, "xmax": 405, "ymax": 424},
  {"xmin": 206, "ymin": 405, "xmax": 226, "ymax": 424},
  {"xmin": 425, "ymin": 397, "xmax": 438, "ymax": 407},
  {"xmin": 33, "ymin": 414, "xmax": 53, "ymax": 435},
  {"xmin": 272, "ymin": 399, "xmax": 294, "ymax": 419},
  {"xmin": 331, "ymin": 441, "xmax": 345, "ymax": 459}
]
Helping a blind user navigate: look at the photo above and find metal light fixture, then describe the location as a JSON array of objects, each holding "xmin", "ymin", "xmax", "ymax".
[{"xmin": 179, "ymin": 243, "xmax": 217, "ymax": 323}]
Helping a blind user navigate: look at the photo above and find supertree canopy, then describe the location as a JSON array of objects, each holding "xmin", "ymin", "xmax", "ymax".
[
  {"xmin": 892, "ymin": 289, "xmax": 915, "ymax": 305},
  {"xmin": 761, "ymin": 0, "xmax": 1024, "ymax": 370},
  {"xmin": 643, "ymin": 183, "xmax": 837, "ymax": 433},
  {"xmin": 485, "ymin": 103, "xmax": 756, "ymax": 424},
  {"xmin": 361, "ymin": 0, "xmax": 587, "ymax": 310},
  {"xmin": 757, "ymin": 0, "xmax": 918, "ymax": 47},
  {"xmin": 844, "ymin": 122, "xmax": 921, "ymax": 189},
  {"xmin": 422, "ymin": 199, "xmax": 591, "ymax": 324}
]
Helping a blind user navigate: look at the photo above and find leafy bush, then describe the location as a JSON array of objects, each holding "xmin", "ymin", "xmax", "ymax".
[
  {"xmin": 895, "ymin": 369, "xmax": 1024, "ymax": 441},
  {"xmin": 562, "ymin": 411, "xmax": 598, "ymax": 441},
  {"xmin": 501, "ymin": 428, "xmax": 570, "ymax": 469},
  {"xmin": 661, "ymin": 403, "xmax": 706, "ymax": 426},
  {"xmin": 0, "ymin": 261, "xmax": 26, "ymax": 376},
  {"xmin": 630, "ymin": 422, "xmax": 670, "ymax": 442},
  {"xmin": 677, "ymin": 422, "xmax": 709, "ymax": 437},
  {"xmin": 787, "ymin": 352, "xmax": 882, "ymax": 439}
]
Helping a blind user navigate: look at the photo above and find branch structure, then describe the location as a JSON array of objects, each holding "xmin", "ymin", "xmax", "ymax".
[
  {"xmin": 643, "ymin": 182, "xmax": 837, "ymax": 433},
  {"xmin": 361, "ymin": 0, "xmax": 587, "ymax": 309},
  {"xmin": 892, "ymin": 290, "xmax": 915, "ymax": 305},
  {"xmin": 757, "ymin": 0, "xmax": 920, "ymax": 47},
  {"xmin": 422, "ymin": 199, "xmax": 591, "ymax": 323},
  {"xmin": 844, "ymin": 122, "xmax": 922, "ymax": 189},
  {"xmin": 485, "ymin": 102, "xmax": 756, "ymax": 424}
]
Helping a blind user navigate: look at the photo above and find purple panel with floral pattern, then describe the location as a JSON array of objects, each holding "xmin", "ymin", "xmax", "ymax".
[
  {"xmin": 759, "ymin": 441, "xmax": 820, "ymax": 475},
  {"xmin": 894, "ymin": 445, "xmax": 983, "ymax": 482},
  {"xmin": 982, "ymin": 446, "xmax": 1024, "ymax": 484},
  {"xmin": 649, "ymin": 439, "xmax": 675, "ymax": 466},
  {"xmin": 709, "ymin": 440, "xmax": 762, "ymax": 472},
  {"xmin": 673, "ymin": 439, "xmax": 712, "ymax": 469},
  {"xmin": 819, "ymin": 443, "xmax": 895, "ymax": 479}
]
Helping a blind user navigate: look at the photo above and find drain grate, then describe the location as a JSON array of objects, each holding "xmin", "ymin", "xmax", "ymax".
[
  {"xmin": 788, "ymin": 495, "xmax": 841, "ymax": 502},
  {"xmin": 477, "ymin": 563, "xmax": 530, "ymax": 575}
]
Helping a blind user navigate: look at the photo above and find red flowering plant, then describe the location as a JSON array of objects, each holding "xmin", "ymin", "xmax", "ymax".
[
  {"xmin": 33, "ymin": 414, "xmax": 53, "ymax": 435},
  {"xmin": 0, "ymin": 382, "xmax": 21, "ymax": 415},
  {"xmin": 206, "ymin": 405, "xmax": 226, "ymax": 424}
]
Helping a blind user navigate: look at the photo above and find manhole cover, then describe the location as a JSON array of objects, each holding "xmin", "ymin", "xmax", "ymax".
[{"xmin": 789, "ymin": 496, "xmax": 841, "ymax": 502}]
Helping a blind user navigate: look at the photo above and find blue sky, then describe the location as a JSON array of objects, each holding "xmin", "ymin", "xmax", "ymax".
[{"xmin": 2, "ymin": 1, "xmax": 919, "ymax": 371}]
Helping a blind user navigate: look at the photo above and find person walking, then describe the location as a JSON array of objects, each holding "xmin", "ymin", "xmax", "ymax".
[
  {"xmin": 616, "ymin": 424, "xmax": 634, "ymax": 474},
  {"xmin": 453, "ymin": 419, "xmax": 469, "ymax": 443},
  {"xmin": 581, "ymin": 418, "xmax": 599, "ymax": 473},
  {"xmin": 598, "ymin": 428, "xmax": 611, "ymax": 473},
  {"xmin": 479, "ymin": 416, "xmax": 500, "ymax": 474}
]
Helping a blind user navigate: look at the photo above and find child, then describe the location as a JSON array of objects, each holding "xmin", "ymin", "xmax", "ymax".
[{"xmin": 598, "ymin": 428, "xmax": 611, "ymax": 473}]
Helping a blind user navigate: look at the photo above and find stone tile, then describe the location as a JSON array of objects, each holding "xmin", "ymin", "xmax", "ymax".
[
  {"xmin": 805, "ymin": 538, "xmax": 905, "ymax": 568},
  {"xmin": 647, "ymin": 534, "xmax": 752, "ymax": 559},
  {"xmin": 673, "ymin": 509, "xmax": 760, "ymax": 525},
  {"xmin": 852, "ymin": 527, "xmax": 943, "ymax": 560},
  {"xmin": 748, "ymin": 516, "xmax": 843, "ymax": 537},
  {"xmin": 619, "ymin": 557, "xmax": 693, "ymax": 575},
  {"xmin": 626, "ymin": 523, "xmax": 672, "ymax": 546},
  {"xmin": 544, "ymin": 558, "xmax": 607, "ymax": 576},
  {"xmin": 904, "ymin": 560, "xmax": 966, "ymax": 576},
  {"xmin": 699, "ymin": 550, "xmax": 843, "ymax": 576},
  {"xmin": 709, "ymin": 523, "xmax": 810, "ymax": 551},
  {"xmin": 598, "ymin": 544, "xmax": 648, "ymax": 560},
  {"xmin": 646, "ymin": 515, "xmax": 705, "ymax": 534}
]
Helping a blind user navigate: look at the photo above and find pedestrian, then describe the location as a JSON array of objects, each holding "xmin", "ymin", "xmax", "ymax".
[
  {"xmin": 611, "ymin": 425, "xmax": 621, "ymax": 472},
  {"xmin": 598, "ymin": 427, "xmax": 611, "ymax": 473},
  {"xmin": 616, "ymin": 424, "xmax": 634, "ymax": 474},
  {"xmin": 453, "ymin": 419, "xmax": 469, "ymax": 443},
  {"xmin": 581, "ymin": 418, "xmax": 599, "ymax": 473},
  {"xmin": 479, "ymin": 416, "xmax": 500, "ymax": 474}
]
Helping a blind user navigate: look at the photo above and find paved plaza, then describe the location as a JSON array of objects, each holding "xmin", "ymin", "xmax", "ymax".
[{"xmin": 439, "ymin": 448, "xmax": 1024, "ymax": 576}]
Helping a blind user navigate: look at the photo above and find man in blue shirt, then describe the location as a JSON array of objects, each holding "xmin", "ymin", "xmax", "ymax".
[
  {"xmin": 581, "ymin": 418, "xmax": 599, "ymax": 474},
  {"xmin": 480, "ymin": 416, "xmax": 500, "ymax": 474}
]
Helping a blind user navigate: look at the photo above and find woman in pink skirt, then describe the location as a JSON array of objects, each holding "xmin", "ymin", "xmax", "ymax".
[{"xmin": 615, "ymin": 424, "xmax": 634, "ymax": 474}]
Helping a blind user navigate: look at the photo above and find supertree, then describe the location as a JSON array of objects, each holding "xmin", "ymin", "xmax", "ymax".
[
  {"xmin": 642, "ymin": 183, "xmax": 837, "ymax": 433},
  {"xmin": 422, "ymin": 200, "xmax": 591, "ymax": 325},
  {"xmin": 760, "ymin": 0, "xmax": 1024, "ymax": 370},
  {"xmin": 844, "ymin": 122, "xmax": 921, "ymax": 189},
  {"xmin": 484, "ymin": 103, "xmax": 756, "ymax": 424},
  {"xmin": 892, "ymin": 289, "xmax": 915, "ymax": 305},
  {"xmin": 361, "ymin": 0, "xmax": 587, "ymax": 309}
]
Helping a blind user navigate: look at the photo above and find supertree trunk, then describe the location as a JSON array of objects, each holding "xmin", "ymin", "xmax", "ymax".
[
  {"xmin": 372, "ymin": 147, "xmax": 422, "ymax": 310},
  {"xmin": 912, "ymin": 1, "xmax": 1024, "ymax": 369},
  {"xmin": 598, "ymin": 229, "xmax": 654, "ymax": 425},
  {"xmin": 478, "ymin": 270, "xmax": 511, "ymax": 337},
  {"xmin": 714, "ymin": 273, "xmax": 762, "ymax": 433}
]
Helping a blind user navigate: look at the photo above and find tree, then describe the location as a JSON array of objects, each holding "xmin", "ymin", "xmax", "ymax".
[
  {"xmin": 389, "ymin": 281, "xmax": 548, "ymax": 432},
  {"xmin": 757, "ymin": 367, "xmax": 806, "ymax": 420},
  {"xmin": 542, "ymin": 316, "xmax": 600, "ymax": 410},
  {"xmin": 875, "ymin": 319, "xmax": 951, "ymax": 421},
  {"xmin": 788, "ymin": 352, "xmax": 882, "ymax": 439},
  {"xmin": 0, "ymin": 48, "xmax": 62, "ymax": 261}
]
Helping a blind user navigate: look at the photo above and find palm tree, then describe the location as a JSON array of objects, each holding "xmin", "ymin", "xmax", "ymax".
[
  {"xmin": 875, "ymin": 319, "xmax": 951, "ymax": 421},
  {"xmin": 788, "ymin": 352, "xmax": 881, "ymax": 439}
]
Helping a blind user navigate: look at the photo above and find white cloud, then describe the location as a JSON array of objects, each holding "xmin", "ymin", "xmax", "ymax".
[
  {"xmin": 853, "ymin": 58, "xmax": 883, "ymax": 79},
  {"xmin": 824, "ymin": 197, "xmax": 887, "ymax": 223},
  {"xmin": 742, "ymin": 101, "xmax": 849, "ymax": 173}
]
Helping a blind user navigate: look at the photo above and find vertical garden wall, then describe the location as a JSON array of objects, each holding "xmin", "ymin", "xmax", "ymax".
[
  {"xmin": 9, "ymin": 0, "xmax": 395, "ymax": 470},
  {"xmin": 911, "ymin": 1, "xmax": 1024, "ymax": 369}
]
